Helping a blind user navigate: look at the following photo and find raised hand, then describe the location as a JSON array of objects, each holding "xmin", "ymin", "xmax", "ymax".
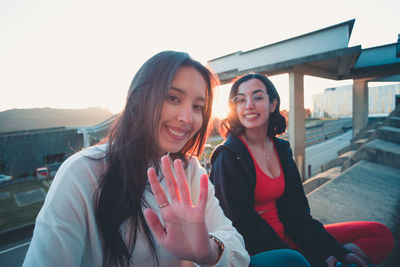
[{"xmin": 144, "ymin": 155, "xmax": 219, "ymax": 265}]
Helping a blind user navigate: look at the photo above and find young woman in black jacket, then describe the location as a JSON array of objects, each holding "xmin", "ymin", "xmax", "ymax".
[{"xmin": 209, "ymin": 73, "xmax": 393, "ymax": 267}]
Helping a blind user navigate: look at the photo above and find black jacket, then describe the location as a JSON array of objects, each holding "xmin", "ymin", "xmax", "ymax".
[{"xmin": 209, "ymin": 134, "xmax": 349, "ymax": 267}]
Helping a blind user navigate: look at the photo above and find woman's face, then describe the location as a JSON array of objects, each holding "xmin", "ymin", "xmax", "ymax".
[
  {"xmin": 234, "ymin": 78, "xmax": 276, "ymax": 130},
  {"xmin": 157, "ymin": 66, "xmax": 206, "ymax": 155}
]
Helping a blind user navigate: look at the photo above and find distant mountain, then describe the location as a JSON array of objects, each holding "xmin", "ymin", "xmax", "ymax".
[{"xmin": 0, "ymin": 107, "xmax": 115, "ymax": 133}]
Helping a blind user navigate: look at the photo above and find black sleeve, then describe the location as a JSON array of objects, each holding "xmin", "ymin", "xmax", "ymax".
[
  {"xmin": 279, "ymin": 144, "xmax": 350, "ymax": 262},
  {"xmin": 209, "ymin": 149, "xmax": 290, "ymax": 255}
]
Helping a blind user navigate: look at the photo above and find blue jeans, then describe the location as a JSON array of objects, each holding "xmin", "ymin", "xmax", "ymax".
[{"xmin": 250, "ymin": 249, "xmax": 311, "ymax": 267}]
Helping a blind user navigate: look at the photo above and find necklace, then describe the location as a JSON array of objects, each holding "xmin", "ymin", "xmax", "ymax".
[
  {"xmin": 245, "ymin": 136, "xmax": 271, "ymax": 163},
  {"xmin": 243, "ymin": 135, "xmax": 278, "ymax": 178},
  {"xmin": 264, "ymin": 138, "xmax": 271, "ymax": 162}
]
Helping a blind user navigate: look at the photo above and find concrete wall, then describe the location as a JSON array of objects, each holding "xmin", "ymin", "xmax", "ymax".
[
  {"xmin": 312, "ymin": 83, "xmax": 400, "ymax": 118},
  {"xmin": 0, "ymin": 127, "xmax": 83, "ymax": 177},
  {"xmin": 86, "ymin": 127, "xmax": 109, "ymax": 147}
]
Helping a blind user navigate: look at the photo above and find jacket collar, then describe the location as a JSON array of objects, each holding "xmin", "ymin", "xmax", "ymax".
[{"xmin": 210, "ymin": 134, "xmax": 289, "ymax": 167}]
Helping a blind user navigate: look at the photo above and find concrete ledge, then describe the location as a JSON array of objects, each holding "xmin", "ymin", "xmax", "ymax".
[
  {"xmin": 365, "ymin": 129, "xmax": 377, "ymax": 139},
  {"xmin": 351, "ymin": 121, "xmax": 383, "ymax": 142},
  {"xmin": 321, "ymin": 150, "xmax": 356, "ymax": 172},
  {"xmin": 337, "ymin": 143, "xmax": 357, "ymax": 156},
  {"xmin": 13, "ymin": 188, "xmax": 46, "ymax": 207},
  {"xmin": 377, "ymin": 126, "xmax": 400, "ymax": 144},
  {"xmin": 387, "ymin": 117, "xmax": 400, "ymax": 128},
  {"xmin": 308, "ymin": 160, "xmax": 400, "ymax": 223},
  {"xmin": 354, "ymin": 138, "xmax": 368, "ymax": 148},
  {"xmin": 351, "ymin": 115, "xmax": 389, "ymax": 138},
  {"xmin": 365, "ymin": 130, "xmax": 378, "ymax": 142},
  {"xmin": 363, "ymin": 139, "xmax": 400, "ymax": 169},
  {"xmin": 388, "ymin": 107, "xmax": 400, "ymax": 117},
  {"xmin": 0, "ymin": 222, "xmax": 34, "ymax": 247},
  {"xmin": 342, "ymin": 139, "xmax": 400, "ymax": 171},
  {"xmin": 40, "ymin": 179, "xmax": 52, "ymax": 190},
  {"xmin": 341, "ymin": 149, "xmax": 368, "ymax": 171},
  {"xmin": 308, "ymin": 160, "xmax": 400, "ymax": 267},
  {"xmin": 304, "ymin": 167, "xmax": 341, "ymax": 194}
]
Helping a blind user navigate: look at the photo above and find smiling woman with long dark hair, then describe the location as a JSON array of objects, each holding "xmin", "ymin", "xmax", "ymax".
[
  {"xmin": 23, "ymin": 51, "xmax": 250, "ymax": 267},
  {"xmin": 210, "ymin": 73, "xmax": 394, "ymax": 267}
]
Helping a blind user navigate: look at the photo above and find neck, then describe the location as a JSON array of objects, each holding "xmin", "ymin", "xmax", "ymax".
[{"xmin": 241, "ymin": 126, "xmax": 268, "ymax": 147}]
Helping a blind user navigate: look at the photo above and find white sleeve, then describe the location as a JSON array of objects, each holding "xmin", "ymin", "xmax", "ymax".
[
  {"xmin": 189, "ymin": 158, "xmax": 250, "ymax": 267},
  {"xmin": 23, "ymin": 152, "xmax": 103, "ymax": 267}
]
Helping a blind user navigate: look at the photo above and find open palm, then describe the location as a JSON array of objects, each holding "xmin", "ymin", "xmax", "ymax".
[{"xmin": 144, "ymin": 156, "xmax": 212, "ymax": 264}]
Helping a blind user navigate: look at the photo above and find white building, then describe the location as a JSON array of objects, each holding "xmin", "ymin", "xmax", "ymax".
[{"xmin": 312, "ymin": 83, "xmax": 400, "ymax": 118}]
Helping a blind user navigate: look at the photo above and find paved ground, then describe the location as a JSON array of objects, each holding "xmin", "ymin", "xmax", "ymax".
[
  {"xmin": 308, "ymin": 160, "xmax": 400, "ymax": 267},
  {"xmin": 0, "ymin": 240, "xmax": 30, "ymax": 267},
  {"xmin": 305, "ymin": 131, "xmax": 352, "ymax": 177},
  {"xmin": 14, "ymin": 188, "xmax": 46, "ymax": 207}
]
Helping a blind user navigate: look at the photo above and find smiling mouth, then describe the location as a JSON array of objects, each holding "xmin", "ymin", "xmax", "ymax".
[
  {"xmin": 244, "ymin": 114, "xmax": 258, "ymax": 119},
  {"xmin": 168, "ymin": 127, "xmax": 186, "ymax": 137}
]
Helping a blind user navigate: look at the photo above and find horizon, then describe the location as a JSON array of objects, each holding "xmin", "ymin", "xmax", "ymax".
[
  {"xmin": 1, "ymin": 0, "xmax": 399, "ymax": 116},
  {"xmin": 2, "ymin": 81, "xmax": 399, "ymax": 119}
]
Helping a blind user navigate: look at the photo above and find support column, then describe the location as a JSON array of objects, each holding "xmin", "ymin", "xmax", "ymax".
[
  {"xmin": 288, "ymin": 72, "xmax": 306, "ymax": 181},
  {"xmin": 352, "ymin": 79, "xmax": 369, "ymax": 137},
  {"xmin": 79, "ymin": 128, "xmax": 90, "ymax": 148}
]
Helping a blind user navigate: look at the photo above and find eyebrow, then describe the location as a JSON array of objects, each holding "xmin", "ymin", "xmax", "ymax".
[
  {"xmin": 236, "ymin": 89, "xmax": 266, "ymax": 96},
  {"xmin": 170, "ymin": 87, "xmax": 205, "ymax": 102},
  {"xmin": 253, "ymin": 89, "xmax": 266, "ymax": 95}
]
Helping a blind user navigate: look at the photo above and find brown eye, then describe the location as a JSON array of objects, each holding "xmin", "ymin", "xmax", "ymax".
[
  {"xmin": 166, "ymin": 95, "xmax": 180, "ymax": 104},
  {"xmin": 253, "ymin": 94, "xmax": 266, "ymax": 102},
  {"xmin": 193, "ymin": 104, "xmax": 204, "ymax": 112},
  {"xmin": 232, "ymin": 96, "xmax": 246, "ymax": 104}
]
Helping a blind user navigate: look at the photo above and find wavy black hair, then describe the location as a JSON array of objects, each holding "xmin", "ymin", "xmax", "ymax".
[{"xmin": 219, "ymin": 73, "xmax": 286, "ymax": 138}]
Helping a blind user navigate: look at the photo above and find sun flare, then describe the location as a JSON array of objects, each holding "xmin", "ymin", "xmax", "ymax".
[{"xmin": 212, "ymin": 84, "xmax": 231, "ymax": 119}]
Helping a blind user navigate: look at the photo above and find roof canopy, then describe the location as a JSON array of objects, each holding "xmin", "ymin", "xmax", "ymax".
[{"xmin": 208, "ymin": 19, "xmax": 400, "ymax": 84}]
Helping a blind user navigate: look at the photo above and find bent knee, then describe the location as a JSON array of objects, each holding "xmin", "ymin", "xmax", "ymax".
[{"xmin": 370, "ymin": 222, "xmax": 394, "ymax": 249}]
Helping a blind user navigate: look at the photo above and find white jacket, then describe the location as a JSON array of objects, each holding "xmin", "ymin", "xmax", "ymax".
[{"xmin": 23, "ymin": 144, "xmax": 250, "ymax": 267}]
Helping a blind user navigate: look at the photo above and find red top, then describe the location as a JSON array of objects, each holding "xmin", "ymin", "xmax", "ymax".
[{"xmin": 239, "ymin": 136, "xmax": 289, "ymax": 242}]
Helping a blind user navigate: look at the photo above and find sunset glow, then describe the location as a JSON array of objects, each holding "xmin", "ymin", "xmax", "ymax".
[
  {"xmin": 212, "ymin": 84, "xmax": 231, "ymax": 119},
  {"xmin": 1, "ymin": 1, "xmax": 399, "ymax": 115}
]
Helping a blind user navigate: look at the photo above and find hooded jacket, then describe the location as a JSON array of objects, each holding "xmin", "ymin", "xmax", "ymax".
[{"xmin": 209, "ymin": 134, "xmax": 350, "ymax": 267}]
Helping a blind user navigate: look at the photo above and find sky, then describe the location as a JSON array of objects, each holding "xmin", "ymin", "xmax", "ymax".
[{"xmin": 1, "ymin": 0, "xmax": 399, "ymax": 118}]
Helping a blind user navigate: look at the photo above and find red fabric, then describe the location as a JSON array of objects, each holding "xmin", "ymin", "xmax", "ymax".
[
  {"xmin": 324, "ymin": 221, "xmax": 394, "ymax": 264},
  {"xmin": 253, "ymin": 162, "xmax": 286, "ymax": 240},
  {"xmin": 239, "ymin": 137, "xmax": 288, "ymax": 241},
  {"xmin": 238, "ymin": 137, "xmax": 394, "ymax": 264},
  {"xmin": 279, "ymin": 218, "xmax": 394, "ymax": 264},
  {"xmin": 280, "ymin": 218, "xmax": 394, "ymax": 264}
]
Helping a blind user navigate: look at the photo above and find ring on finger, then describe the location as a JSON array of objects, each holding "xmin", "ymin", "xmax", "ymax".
[{"xmin": 159, "ymin": 202, "xmax": 169, "ymax": 208}]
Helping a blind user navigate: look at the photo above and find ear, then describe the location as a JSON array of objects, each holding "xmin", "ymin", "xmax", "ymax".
[{"xmin": 270, "ymin": 99, "xmax": 278, "ymax": 113}]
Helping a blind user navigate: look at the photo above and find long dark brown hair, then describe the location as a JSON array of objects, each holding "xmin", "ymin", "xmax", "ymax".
[
  {"xmin": 219, "ymin": 73, "xmax": 286, "ymax": 138},
  {"xmin": 94, "ymin": 51, "xmax": 217, "ymax": 266}
]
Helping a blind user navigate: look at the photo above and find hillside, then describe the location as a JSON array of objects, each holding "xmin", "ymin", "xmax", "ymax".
[{"xmin": 0, "ymin": 107, "xmax": 114, "ymax": 133}]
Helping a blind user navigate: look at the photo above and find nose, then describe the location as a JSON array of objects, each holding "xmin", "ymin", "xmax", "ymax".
[
  {"xmin": 245, "ymin": 97, "xmax": 255, "ymax": 109},
  {"xmin": 177, "ymin": 104, "xmax": 193, "ymax": 124}
]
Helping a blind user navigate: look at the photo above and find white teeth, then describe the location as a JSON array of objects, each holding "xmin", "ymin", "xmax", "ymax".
[
  {"xmin": 245, "ymin": 114, "xmax": 258, "ymax": 118},
  {"xmin": 168, "ymin": 128, "xmax": 185, "ymax": 137}
]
